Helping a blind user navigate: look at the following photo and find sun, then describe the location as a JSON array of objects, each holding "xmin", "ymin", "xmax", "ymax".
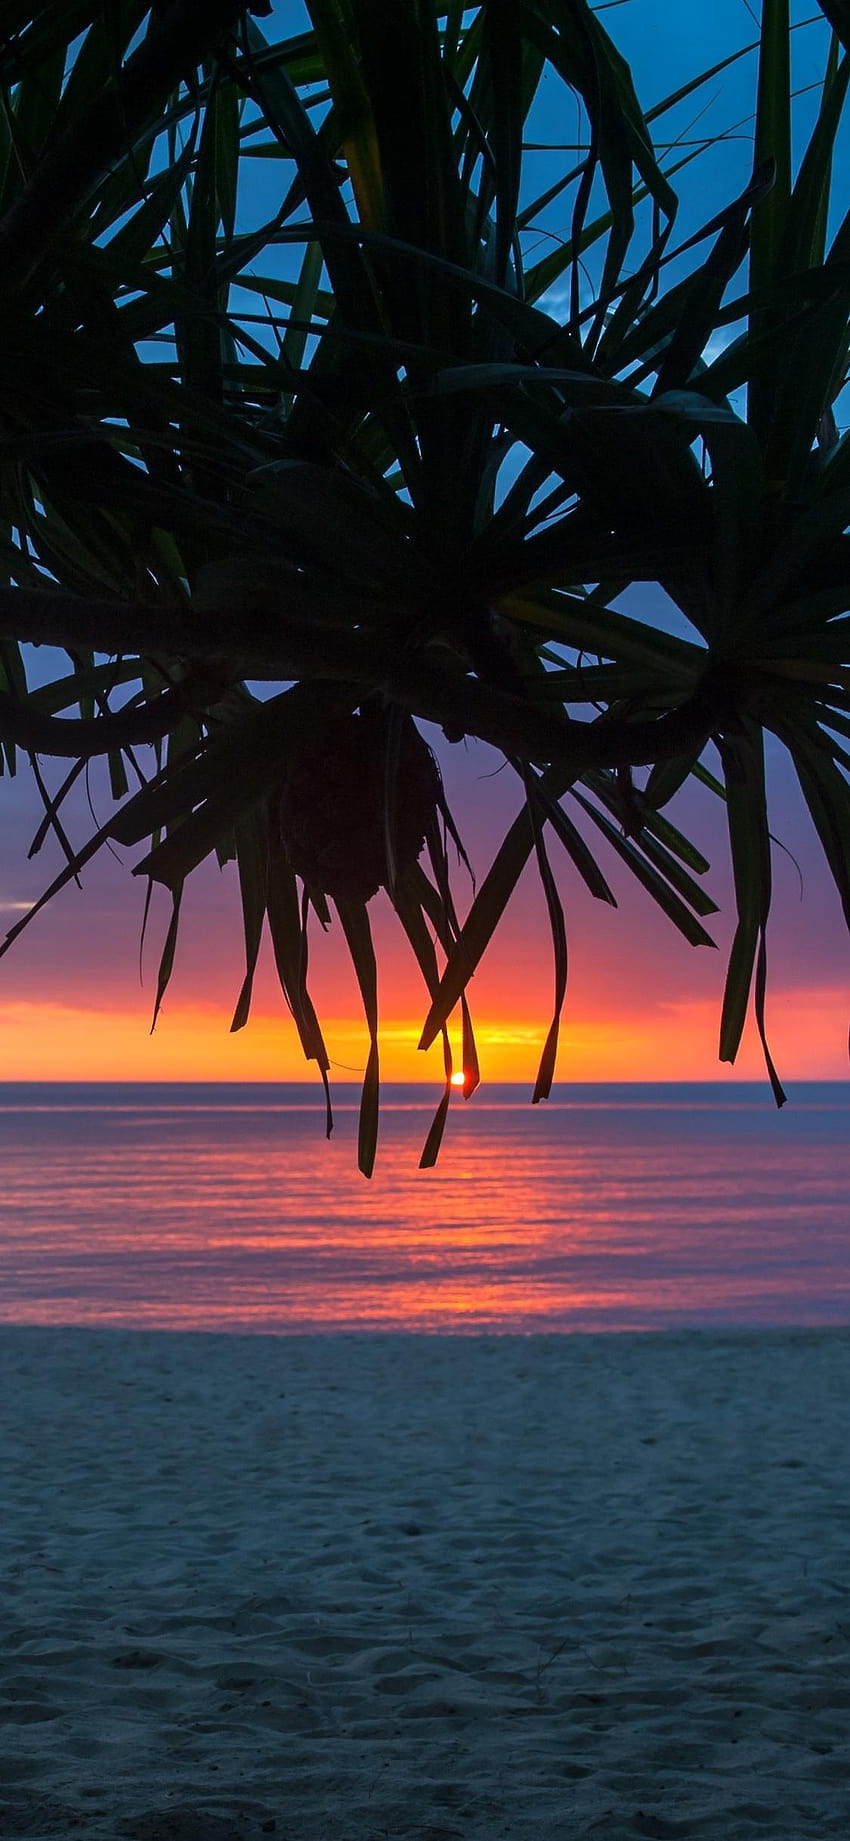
[{"xmin": 450, "ymin": 1071, "xmax": 466, "ymax": 1088}]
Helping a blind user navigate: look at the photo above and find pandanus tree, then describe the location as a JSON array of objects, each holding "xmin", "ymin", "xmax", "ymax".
[{"xmin": 0, "ymin": 0, "xmax": 849, "ymax": 1171}]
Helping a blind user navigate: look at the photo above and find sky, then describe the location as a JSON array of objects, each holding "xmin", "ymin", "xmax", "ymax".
[{"xmin": 0, "ymin": 0, "xmax": 847, "ymax": 1090}]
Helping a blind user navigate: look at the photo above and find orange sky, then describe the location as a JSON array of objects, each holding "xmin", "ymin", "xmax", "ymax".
[
  {"xmin": 0, "ymin": 729, "xmax": 847, "ymax": 1086},
  {"xmin": 0, "ymin": 983, "xmax": 846, "ymax": 1085}
]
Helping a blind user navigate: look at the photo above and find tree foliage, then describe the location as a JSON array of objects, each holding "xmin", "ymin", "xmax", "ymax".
[{"xmin": 0, "ymin": 1, "xmax": 849, "ymax": 1169}]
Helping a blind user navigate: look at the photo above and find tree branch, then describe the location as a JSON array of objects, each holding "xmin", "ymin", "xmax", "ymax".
[
  {"xmin": 0, "ymin": 583, "xmax": 717, "ymax": 771},
  {"xmin": 0, "ymin": 685, "xmax": 195, "ymax": 758}
]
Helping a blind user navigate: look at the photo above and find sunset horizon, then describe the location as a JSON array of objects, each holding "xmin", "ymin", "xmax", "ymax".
[
  {"xmin": 3, "ymin": 4, "xmax": 850, "ymax": 1838},
  {"xmin": 2, "ymin": 983, "xmax": 848, "ymax": 1084}
]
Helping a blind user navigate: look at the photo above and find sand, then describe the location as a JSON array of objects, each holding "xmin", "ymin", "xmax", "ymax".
[{"xmin": 1, "ymin": 1327, "xmax": 849, "ymax": 1841}]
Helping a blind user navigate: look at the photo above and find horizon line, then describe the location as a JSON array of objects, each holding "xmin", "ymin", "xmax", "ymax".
[{"xmin": 0, "ymin": 1076, "xmax": 846, "ymax": 1088}]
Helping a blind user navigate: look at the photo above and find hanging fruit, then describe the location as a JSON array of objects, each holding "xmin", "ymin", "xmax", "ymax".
[{"xmin": 277, "ymin": 697, "xmax": 441, "ymax": 904}]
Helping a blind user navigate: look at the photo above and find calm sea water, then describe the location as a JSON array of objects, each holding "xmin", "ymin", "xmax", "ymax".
[{"xmin": 0, "ymin": 1081, "xmax": 846, "ymax": 1333}]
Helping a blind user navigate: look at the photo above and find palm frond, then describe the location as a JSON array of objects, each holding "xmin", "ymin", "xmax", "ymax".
[{"xmin": 0, "ymin": 1, "xmax": 848, "ymax": 1161}]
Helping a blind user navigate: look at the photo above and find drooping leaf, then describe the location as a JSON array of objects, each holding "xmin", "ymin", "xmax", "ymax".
[
  {"xmin": 523, "ymin": 768, "xmax": 568, "ymax": 1104},
  {"xmin": 335, "ymin": 896, "xmax": 380, "ymax": 1178},
  {"xmin": 716, "ymin": 724, "xmax": 785, "ymax": 1103},
  {"xmin": 150, "ymin": 884, "xmax": 183, "ymax": 1034},
  {"xmin": 230, "ymin": 807, "xmax": 269, "ymax": 1032}
]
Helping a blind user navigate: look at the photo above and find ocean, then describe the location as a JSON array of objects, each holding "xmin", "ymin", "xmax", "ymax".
[{"xmin": 0, "ymin": 1081, "xmax": 847, "ymax": 1333}]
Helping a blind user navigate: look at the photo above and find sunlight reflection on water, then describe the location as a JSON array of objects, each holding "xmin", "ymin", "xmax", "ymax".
[{"xmin": 0, "ymin": 1082, "xmax": 847, "ymax": 1332}]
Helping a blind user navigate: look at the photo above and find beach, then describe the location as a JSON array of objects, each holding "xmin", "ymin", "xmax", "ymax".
[{"xmin": 2, "ymin": 1328, "xmax": 849, "ymax": 1840}]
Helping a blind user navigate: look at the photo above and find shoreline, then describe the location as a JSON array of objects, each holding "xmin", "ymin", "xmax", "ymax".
[{"xmin": 3, "ymin": 1327, "xmax": 849, "ymax": 1838}]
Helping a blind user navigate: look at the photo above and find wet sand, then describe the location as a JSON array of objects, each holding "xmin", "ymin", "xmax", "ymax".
[{"xmin": 2, "ymin": 1327, "xmax": 849, "ymax": 1839}]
